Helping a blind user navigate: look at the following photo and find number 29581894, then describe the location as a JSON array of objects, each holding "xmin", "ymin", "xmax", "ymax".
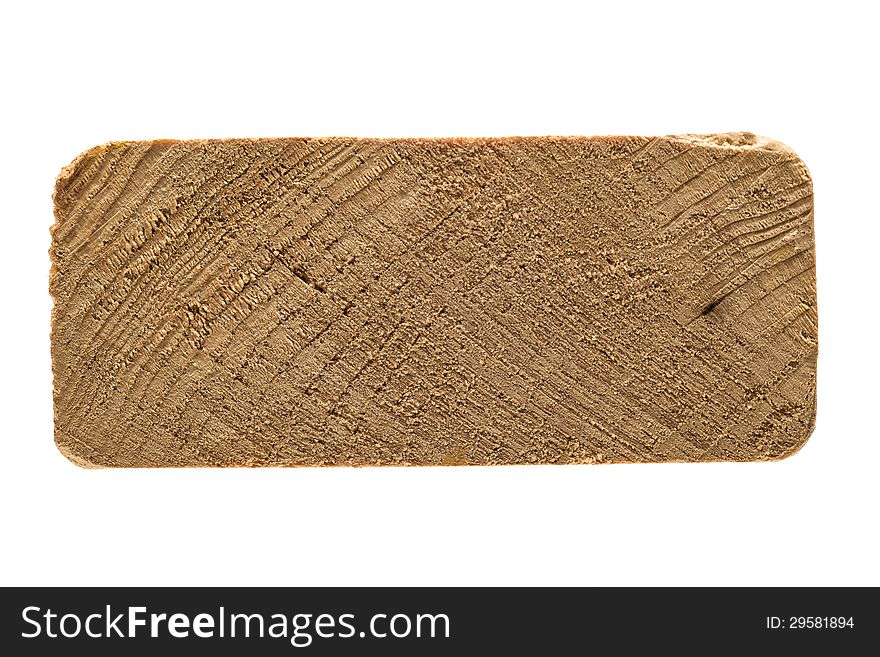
[{"xmin": 766, "ymin": 617, "xmax": 855, "ymax": 630}]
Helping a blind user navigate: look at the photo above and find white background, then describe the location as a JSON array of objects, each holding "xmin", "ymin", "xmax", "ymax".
[{"xmin": 1, "ymin": 1, "xmax": 877, "ymax": 586}]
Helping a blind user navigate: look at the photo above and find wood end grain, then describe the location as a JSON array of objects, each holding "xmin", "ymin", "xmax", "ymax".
[{"xmin": 50, "ymin": 134, "xmax": 817, "ymax": 467}]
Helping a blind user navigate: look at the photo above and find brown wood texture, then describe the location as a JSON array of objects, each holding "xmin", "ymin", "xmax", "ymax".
[{"xmin": 50, "ymin": 134, "xmax": 817, "ymax": 467}]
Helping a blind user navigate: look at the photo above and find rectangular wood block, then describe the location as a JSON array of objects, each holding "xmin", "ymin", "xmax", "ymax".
[{"xmin": 50, "ymin": 134, "xmax": 817, "ymax": 466}]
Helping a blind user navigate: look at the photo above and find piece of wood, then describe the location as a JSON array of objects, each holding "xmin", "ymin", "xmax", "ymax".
[{"xmin": 51, "ymin": 134, "xmax": 817, "ymax": 467}]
